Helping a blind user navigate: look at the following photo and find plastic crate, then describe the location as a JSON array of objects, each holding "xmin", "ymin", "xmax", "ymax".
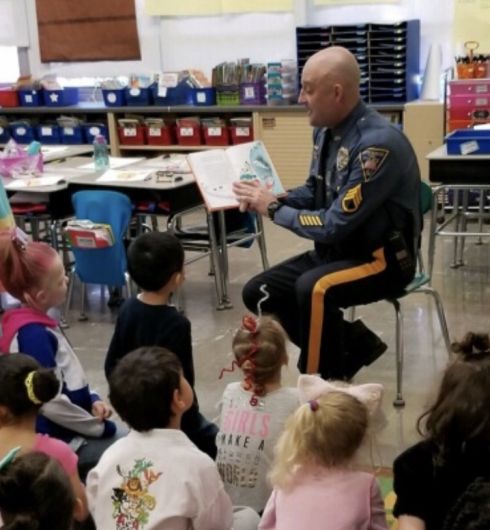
[
  {"xmin": 43, "ymin": 87, "xmax": 79, "ymax": 107},
  {"xmin": 0, "ymin": 88, "xmax": 19, "ymax": 108},
  {"xmin": 192, "ymin": 87, "xmax": 216, "ymax": 106},
  {"xmin": 83, "ymin": 123, "xmax": 108, "ymax": 144},
  {"xmin": 239, "ymin": 82, "xmax": 266, "ymax": 105},
  {"xmin": 0, "ymin": 125, "xmax": 10, "ymax": 143},
  {"xmin": 176, "ymin": 122, "xmax": 202, "ymax": 145},
  {"xmin": 37, "ymin": 124, "xmax": 61, "ymax": 144},
  {"xmin": 10, "ymin": 123, "xmax": 36, "ymax": 144},
  {"xmin": 446, "ymin": 129, "xmax": 490, "ymax": 155},
  {"xmin": 118, "ymin": 125, "xmax": 146, "ymax": 145},
  {"xmin": 216, "ymin": 85, "xmax": 240, "ymax": 106},
  {"xmin": 203, "ymin": 124, "xmax": 230, "ymax": 146},
  {"xmin": 124, "ymin": 86, "xmax": 152, "ymax": 106},
  {"xmin": 146, "ymin": 124, "xmax": 175, "ymax": 146},
  {"xmin": 19, "ymin": 89, "xmax": 43, "ymax": 107},
  {"xmin": 151, "ymin": 84, "xmax": 193, "ymax": 106},
  {"xmin": 60, "ymin": 125, "xmax": 83, "ymax": 144},
  {"xmin": 229, "ymin": 125, "xmax": 253, "ymax": 144},
  {"xmin": 102, "ymin": 88, "xmax": 126, "ymax": 107}
]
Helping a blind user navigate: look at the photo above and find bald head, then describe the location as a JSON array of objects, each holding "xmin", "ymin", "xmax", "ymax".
[{"xmin": 299, "ymin": 46, "xmax": 362, "ymax": 127}]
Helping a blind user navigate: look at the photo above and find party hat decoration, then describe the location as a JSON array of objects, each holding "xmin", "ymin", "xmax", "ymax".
[{"xmin": 0, "ymin": 178, "xmax": 15, "ymax": 231}]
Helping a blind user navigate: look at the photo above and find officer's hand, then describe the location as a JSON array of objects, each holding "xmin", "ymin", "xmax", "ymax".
[{"xmin": 232, "ymin": 180, "xmax": 276, "ymax": 216}]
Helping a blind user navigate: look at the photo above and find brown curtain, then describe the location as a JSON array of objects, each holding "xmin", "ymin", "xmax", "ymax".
[{"xmin": 35, "ymin": 0, "xmax": 141, "ymax": 62}]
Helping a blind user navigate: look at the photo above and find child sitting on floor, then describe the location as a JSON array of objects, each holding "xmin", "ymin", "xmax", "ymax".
[
  {"xmin": 105, "ymin": 231, "xmax": 218, "ymax": 458},
  {"xmin": 217, "ymin": 314, "xmax": 299, "ymax": 513},
  {"xmin": 259, "ymin": 374, "xmax": 387, "ymax": 530},
  {"xmin": 88, "ymin": 346, "xmax": 260, "ymax": 530}
]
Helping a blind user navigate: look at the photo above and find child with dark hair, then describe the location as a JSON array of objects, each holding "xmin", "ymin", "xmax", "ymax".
[
  {"xmin": 104, "ymin": 231, "xmax": 218, "ymax": 458},
  {"xmin": 393, "ymin": 332, "xmax": 490, "ymax": 530},
  {"xmin": 217, "ymin": 315, "xmax": 299, "ymax": 512},
  {"xmin": 0, "ymin": 354, "xmax": 87, "ymax": 521},
  {"xmin": 0, "ymin": 452, "xmax": 77, "ymax": 530},
  {"xmin": 88, "ymin": 347, "xmax": 260, "ymax": 530},
  {"xmin": 0, "ymin": 234, "xmax": 118, "ymax": 481}
]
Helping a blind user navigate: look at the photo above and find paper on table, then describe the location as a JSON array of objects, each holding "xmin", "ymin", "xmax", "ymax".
[
  {"xmin": 78, "ymin": 157, "xmax": 144, "ymax": 170},
  {"xmin": 139, "ymin": 154, "xmax": 191, "ymax": 173},
  {"xmin": 41, "ymin": 146, "xmax": 69, "ymax": 154},
  {"xmin": 5, "ymin": 175, "xmax": 67, "ymax": 189},
  {"xmin": 96, "ymin": 169, "xmax": 153, "ymax": 182}
]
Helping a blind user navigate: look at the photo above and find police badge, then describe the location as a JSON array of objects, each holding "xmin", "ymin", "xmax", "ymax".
[{"xmin": 336, "ymin": 147, "xmax": 349, "ymax": 172}]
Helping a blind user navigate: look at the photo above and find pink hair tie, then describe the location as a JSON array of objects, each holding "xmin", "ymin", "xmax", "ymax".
[{"xmin": 309, "ymin": 399, "xmax": 319, "ymax": 412}]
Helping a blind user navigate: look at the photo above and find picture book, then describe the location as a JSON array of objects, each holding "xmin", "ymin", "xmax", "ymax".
[{"xmin": 187, "ymin": 140, "xmax": 285, "ymax": 210}]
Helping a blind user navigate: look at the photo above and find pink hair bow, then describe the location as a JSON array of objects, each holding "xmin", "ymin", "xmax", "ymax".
[{"xmin": 297, "ymin": 374, "xmax": 383, "ymax": 416}]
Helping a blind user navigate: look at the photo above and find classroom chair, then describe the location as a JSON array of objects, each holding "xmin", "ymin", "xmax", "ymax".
[{"xmin": 65, "ymin": 190, "xmax": 133, "ymax": 321}]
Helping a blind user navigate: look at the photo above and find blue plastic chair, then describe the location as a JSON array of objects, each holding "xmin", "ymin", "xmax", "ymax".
[{"xmin": 65, "ymin": 190, "xmax": 132, "ymax": 320}]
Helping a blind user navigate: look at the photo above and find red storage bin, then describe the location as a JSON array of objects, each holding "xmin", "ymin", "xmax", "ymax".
[
  {"xmin": 450, "ymin": 79, "xmax": 490, "ymax": 95},
  {"xmin": 117, "ymin": 125, "xmax": 146, "ymax": 145},
  {"xmin": 448, "ymin": 94, "xmax": 490, "ymax": 120},
  {"xmin": 203, "ymin": 124, "xmax": 230, "ymax": 146},
  {"xmin": 0, "ymin": 88, "xmax": 19, "ymax": 108},
  {"xmin": 146, "ymin": 124, "xmax": 175, "ymax": 146},
  {"xmin": 176, "ymin": 121, "xmax": 202, "ymax": 145},
  {"xmin": 229, "ymin": 124, "xmax": 253, "ymax": 144}
]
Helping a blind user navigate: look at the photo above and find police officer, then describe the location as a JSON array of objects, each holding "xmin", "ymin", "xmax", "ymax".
[{"xmin": 232, "ymin": 46, "xmax": 421, "ymax": 380}]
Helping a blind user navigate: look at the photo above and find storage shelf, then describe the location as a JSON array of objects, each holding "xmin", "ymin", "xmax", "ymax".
[{"xmin": 119, "ymin": 144, "xmax": 224, "ymax": 151}]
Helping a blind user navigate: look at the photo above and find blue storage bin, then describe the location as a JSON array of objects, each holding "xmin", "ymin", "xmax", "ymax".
[
  {"xmin": 0, "ymin": 124, "xmax": 10, "ymax": 143},
  {"xmin": 446, "ymin": 129, "xmax": 490, "ymax": 155},
  {"xmin": 60, "ymin": 125, "xmax": 83, "ymax": 144},
  {"xmin": 37, "ymin": 124, "xmax": 61, "ymax": 144},
  {"xmin": 192, "ymin": 87, "xmax": 216, "ymax": 106},
  {"xmin": 124, "ymin": 86, "xmax": 152, "ymax": 106},
  {"xmin": 10, "ymin": 123, "xmax": 36, "ymax": 144},
  {"xmin": 19, "ymin": 89, "xmax": 44, "ymax": 107},
  {"xmin": 43, "ymin": 87, "xmax": 79, "ymax": 107},
  {"xmin": 83, "ymin": 123, "xmax": 108, "ymax": 144},
  {"xmin": 102, "ymin": 88, "xmax": 126, "ymax": 107},
  {"xmin": 151, "ymin": 84, "xmax": 193, "ymax": 106}
]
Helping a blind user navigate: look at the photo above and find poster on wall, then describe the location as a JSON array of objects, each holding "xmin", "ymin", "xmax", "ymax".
[
  {"xmin": 145, "ymin": 0, "xmax": 292, "ymax": 16},
  {"xmin": 453, "ymin": 0, "xmax": 490, "ymax": 53},
  {"xmin": 35, "ymin": 0, "xmax": 141, "ymax": 62}
]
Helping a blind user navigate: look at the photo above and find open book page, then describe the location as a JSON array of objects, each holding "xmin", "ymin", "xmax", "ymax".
[
  {"xmin": 187, "ymin": 141, "xmax": 285, "ymax": 211},
  {"xmin": 187, "ymin": 149, "xmax": 239, "ymax": 210},
  {"xmin": 227, "ymin": 140, "xmax": 285, "ymax": 196}
]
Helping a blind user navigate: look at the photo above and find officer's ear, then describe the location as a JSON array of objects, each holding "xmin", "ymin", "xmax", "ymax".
[{"xmin": 333, "ymin": 83, "xmax": 343, "ymax": 101}]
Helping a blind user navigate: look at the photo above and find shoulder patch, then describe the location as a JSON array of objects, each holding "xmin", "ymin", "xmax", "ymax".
[
  {"xmin": 299, "ymin": 214, "xmax": 323, "ymax": 227},
  {"xmin": 342, "ymin": 184, "xmax": 363, "ymax": 213},
  {"xmin": 359, "ymin": 147, "xmax": 389, "ymax": 181}
]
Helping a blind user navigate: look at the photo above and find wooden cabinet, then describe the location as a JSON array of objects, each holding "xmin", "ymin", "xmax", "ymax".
[{"xmin": 403, "ymin": 100, "xmax": 444, "ymax": 181}]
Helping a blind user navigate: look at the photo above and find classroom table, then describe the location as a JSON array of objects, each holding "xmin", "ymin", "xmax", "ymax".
[{"xmin": 427, "ymin": 145, "xmax": 490, "ymax": 276}]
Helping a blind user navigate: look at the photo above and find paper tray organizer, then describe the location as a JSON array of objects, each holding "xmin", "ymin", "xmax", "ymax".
[
  {"xmin": 446, "ymin": 129, "xmax": 490, "ymax": 155},
  {"xmin": 64, "ymin": 220, "xmax": 115, "ymax": 249}
]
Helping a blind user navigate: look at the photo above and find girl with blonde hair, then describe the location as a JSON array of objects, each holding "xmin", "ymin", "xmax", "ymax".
[{"xmin": 259, "ymin": 375, "xmax": 387, "ymax": 530}]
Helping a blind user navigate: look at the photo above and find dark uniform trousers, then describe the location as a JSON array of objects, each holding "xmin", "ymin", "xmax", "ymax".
[{"xmin": 242, "ymin": 243, "xmax": 411, "ymax": 380}]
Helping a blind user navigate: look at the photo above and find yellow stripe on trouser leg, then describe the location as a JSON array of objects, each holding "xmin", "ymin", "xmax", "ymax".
[{"xmin": 306, "ymin": 247, "xmax": 388, "ymax": 374}]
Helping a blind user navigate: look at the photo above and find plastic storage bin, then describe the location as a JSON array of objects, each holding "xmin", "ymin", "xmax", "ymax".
[
  {"xmin": 124, "ymin": 86, "xmax": 152, "ymax": 106},
  {"xmin": 192, "ymin": 87, "xmax": 216, "ymax": 106},
  {"xmin": 446, "ymin": 129, "xmax": 490, "ymax": 155},
  {"xmin": 118, "ymin": 125, "xmax": 146, "ymax": 145},
  {"xmin": 83, "ymin": 123, "xmax": 108, "ymax": 144},
  {"xmin": 102, "ymin": 88, "xmax": 126, "ymax": 107},
  {"xmin": 60, "ymin": 125, "xmax": 83, "ymax": 144},
  {"xmin": 19, "ymin": 89, "xmax": 44, "ymax": 107},
  {"xmin": 203, "ymin": 124, "xmax": 230, "ymax": 146},
  {"xmin": 0, "ymin": 125, "xmax": 10, "ymax": 143},
  {"xmin": 10, "ymin": 123, "xmax": 36, "ymax": 144},
  {"xmin": 230, "ymin": 124, "xmax": 253, "ymax": 144},
  {"xmin": 43, "ymin": 87, "xmax": 79, "ymax": 107},
  {"xmin": 36, "ymin": 124, "xmax": 61, "ymax": 144},
  {"xmin": 0, "ymin": 88, "xmax": 19, "ymax": 108},
  {"xmin": 151, "ymin": 84, "xmax": 193, "ymax": 106},
  {"xmin": 239, "ymin": 82, "xmax": 266, "ymax": 105},
  {"xmin": 176, "ymin": 120, "xmax": 202, "ymax": 145},
  {"xmin": 216, "ymin": 85, "xmax": 240, "ymax": 106},
  {"xmin": 146, "ymin": 124, "xmax": 175, "ymax": 146},
  {"xmin": 450, "ymin": 80, "xmax": 490, "ymax": 96}
]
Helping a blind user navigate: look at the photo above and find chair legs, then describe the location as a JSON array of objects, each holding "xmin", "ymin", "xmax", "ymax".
[{"xmin": 417, "ymin": 287, "xmax": 452, "ymax": 354}]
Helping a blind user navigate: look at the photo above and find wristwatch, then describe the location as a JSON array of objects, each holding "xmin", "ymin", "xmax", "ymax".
[{"xmin": 267, "ymin": 200, "xmax": 283, "ymax": 221}]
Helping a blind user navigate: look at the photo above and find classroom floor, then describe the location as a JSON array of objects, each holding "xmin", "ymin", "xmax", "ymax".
[{"xmin": 62, "ymin": 213, "xmax": 490, "ymax": 468}]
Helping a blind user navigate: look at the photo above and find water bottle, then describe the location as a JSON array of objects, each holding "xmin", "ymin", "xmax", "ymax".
[{"xmin": 93, "ymin": 134, "xmax": 109, "ymax": 171}]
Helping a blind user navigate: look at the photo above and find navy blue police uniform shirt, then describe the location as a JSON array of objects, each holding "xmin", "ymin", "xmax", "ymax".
[{"xmin": 274, "ymin": 100, "xmax": 421, "ymax": 260}]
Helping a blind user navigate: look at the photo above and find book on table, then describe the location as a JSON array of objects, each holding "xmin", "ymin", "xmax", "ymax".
[{"xmin": 187, "ymin": 140, "xmax": 285, "ymax": 211}]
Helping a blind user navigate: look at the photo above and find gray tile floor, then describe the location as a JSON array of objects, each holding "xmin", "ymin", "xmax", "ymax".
[{"xmin": 63, "ymin": 213, "xmax": 490, "ymax": 468}]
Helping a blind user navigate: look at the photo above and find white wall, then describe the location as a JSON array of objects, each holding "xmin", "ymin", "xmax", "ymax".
[{"xmin": 20, "ymin": 0, "xmax": 456, "ymax": 80}]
